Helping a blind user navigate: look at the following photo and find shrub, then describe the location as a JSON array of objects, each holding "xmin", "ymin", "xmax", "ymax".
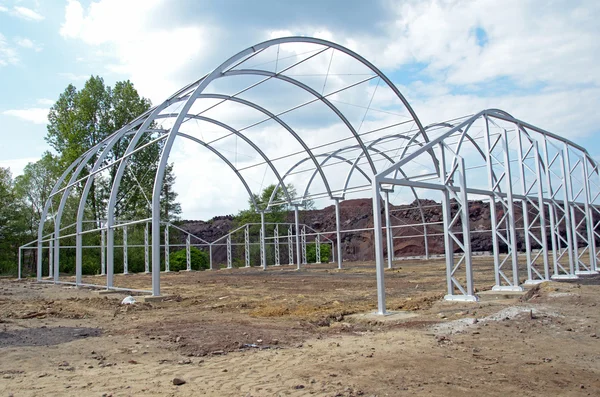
[{"xmin": 168, "ymin": 247, "xmax": 209, "ymax": 271}]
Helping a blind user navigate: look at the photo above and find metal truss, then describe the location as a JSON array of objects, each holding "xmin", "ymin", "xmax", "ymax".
[{"xmin": 27, "ymin": 37, "xmax": 599, "ymax": 317}]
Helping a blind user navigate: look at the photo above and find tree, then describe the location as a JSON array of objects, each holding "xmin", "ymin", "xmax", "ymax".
[
  {"xmin": 45, "ymin": 76, "xmax": 180, "ymax": 224},
  {"xmin": 13, "ymin": 152, "xmax": 61, "ymax": 236},
  {"xmin": 0, "ymin": 168, "xmax": 29, "ymax": 274}
]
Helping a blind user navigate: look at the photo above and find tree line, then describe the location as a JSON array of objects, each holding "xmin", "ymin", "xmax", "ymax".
[{"xmin": 0, "ymin": 76, "xmax": 180, "ymax": 275}]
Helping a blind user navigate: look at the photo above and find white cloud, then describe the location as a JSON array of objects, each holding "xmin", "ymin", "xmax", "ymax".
[
  {"xmin": 37, "ymin": 98, "xmax": 55, "ymax": 106},
  {"xmin": 59, "ymin": 0, "xmax": 209, "ymax": 102},
  {"xmin": 12, "ymin": 6, "xmax": 44, "ymax": 21},
  {"xmin": 0, "ymin": 33, "xmax": 18, "ymax": 66},
  {"xmin": 15, "ymin": 37, "xmax": 42, "ymax": 52},
  {"xmin": 0, "ymin": 5, "xmax": 8, "ymax": 13},
  {"xmin": 58, "ymin": 72, "xmax": 88, "ymax": 81},
  {"xmin": 0, "ymin": 157, "xmax": 39, "ymax": 177},
  {"xmin": 2, "ymin": 108, "xmax": 49, "ymax": 124}
]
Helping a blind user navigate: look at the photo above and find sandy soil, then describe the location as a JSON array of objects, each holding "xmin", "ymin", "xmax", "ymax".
[{"xmin": 1, "ymin": 259, "xmax": 599, "ymax": 396}]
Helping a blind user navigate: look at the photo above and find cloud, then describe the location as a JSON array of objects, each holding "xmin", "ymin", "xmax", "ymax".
[
  {"xmin": 0, "ymin": 157, "xmax": 40, "ymax": 177},
  {"xmin": 59, "ymin": 0, "xmax": 209, "ymax": 102},
  {"xmin": 12, "ymin": 6, "xmax": 44, "ymax": 21},
  {"xmin": 15, "ymin": 37, "xmax": 42, "ymax": 52},
  {"xmin": 0, "ymin": 33, "xmax": 18, "ymax": 66},
  {"xmin": 58, "ymin": 72, "xmax": 89, "ymax": 81},
  {"xmin": 37, "ymin": 98, "xmax": 55, "ymax": 106},
  {"xmin": 2, "ymin": 108, "xmax": 49, "ymax": 124}
]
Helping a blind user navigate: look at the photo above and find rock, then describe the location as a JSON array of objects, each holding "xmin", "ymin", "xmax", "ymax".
[
  {"xmin": 293, "ymin": 385, "xmax": 305, "ymax": 389},
  {"xmin": 172, "ymin": 378, "xmax": 186, "ymax": 386},
  {"xmin": 58, "ymin": 361, "xmax": 70, "ymax": 367}
]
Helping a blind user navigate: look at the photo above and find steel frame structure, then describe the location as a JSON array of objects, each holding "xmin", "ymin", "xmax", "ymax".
[{"xmin": 25, "ymin": 37, "xmax": 599, "ymax": 315}]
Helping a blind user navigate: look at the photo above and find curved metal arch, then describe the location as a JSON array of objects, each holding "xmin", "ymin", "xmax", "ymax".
[
  {"xmin": 176, "ymin": 132, "xmax": 259, "ymax": 210},
  {"xmin": 266, "ymin": 152, "xmax": 373, "ymax": 208},
  {"xmin": 221, "ymin": 68, "xmax": 378, "ymax": 174},
  {"xmin": 154, "ymin": 112, "xmax": 293, "ymax": 206}
]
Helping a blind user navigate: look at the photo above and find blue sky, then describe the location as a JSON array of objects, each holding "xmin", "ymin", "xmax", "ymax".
[{"xmin": 1, "ymin": 0, "xmax": 600, "ymax": 219}]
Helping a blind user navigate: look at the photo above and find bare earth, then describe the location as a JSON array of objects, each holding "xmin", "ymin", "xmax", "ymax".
[{"xmin": 1, "ymin": 259, "xmax": 599, "ymax": 396}]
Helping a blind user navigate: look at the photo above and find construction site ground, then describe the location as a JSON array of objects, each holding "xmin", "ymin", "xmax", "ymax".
[{"xmin": 1, "ymin": 258, "xmax": 599, "ymax": 396}]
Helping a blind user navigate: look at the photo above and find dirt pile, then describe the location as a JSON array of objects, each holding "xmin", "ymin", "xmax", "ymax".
[{"xmin": 174, "ymin": 199, "xmax": 588, "ymax": 262}]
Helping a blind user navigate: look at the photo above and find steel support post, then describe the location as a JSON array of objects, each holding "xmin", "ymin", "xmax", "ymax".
[
  {"xmin": 227, "ymin": 235, "xmax": 232, "ymax": 269},
  {"xmin": 260, "ymin": 211, "xmax": 267, "ymax": 270},
  {"xmin": 244, "ymin": 224, "xmax": 250, "ymax": 267},
  {"xmin": 423, "ymin": 224, "xmax": 429, "ymax": 260},
  {"xmin": 288, "ymin": 224, "xmax": 294, "ymax": 265},
  {"xmin": 518, "ymin": 134, "xmax": 549, "ymax": 284},
  {"xmin": 123, "ymin": 225, "xmax": 128, "ymax": 275},
  {"xmin": 186, "ymin": 234, "xmax": 191, "ymax": 271},
  {"xmin": 334, "ymin": 198, "xmax": 343, "ymax": 269},
  {"xmin": 274, "ymin": 224, "xmax": 280, "ymax": 266},
  {"xmin": 371, "ymin": 180, "xmax": 387, "ymax": 315},
  {"xmin": 75, "ymin": 223, "xmax": 82, "ymax": 285},
  {"xmin": 164, "ymin": 224, "xmax": 170, "ymax": 272},
  {"xmin": 384, "ymin": 190, "xmax": 394, "ymax": 269},
  {"xmin": 583, "ymin": 159, "xmax": 599, "ymax": 273},
  {"xmin": 49, "ymin": 237, "xmax": 54, "ymax": 279},
  {"xmin": 106, "ymin": 222, "xmax": 114, "ymax": 288},
  {"xmin": 543, "ymin": 139, "xmax": 577, "ymax": 279},
  {"xmin": 144, "ymin": 223, "xmax": 149, "ymax": 273},
  {"xmin": 18, "ymin": 248, "xmax": 22, "ymax": 280},
  {"xmin": 570, "ymin": 151, "xmax": 597, "ymax": 274},
  {"xmin": 294, "ymin": 206, "xmax": 301, "ymax": 270},
  {"xmin": 209, "ymin": 244, "xmax": 213, "ymax": 270},
  {"xmin": 301, "ymin": 225, "xmax": 307, "ymax": 265},
  {"xmin": 101, "ymin": 228, "xmax": 106, "ymax": 276},
  {"xmin": 315, "ymin": 233, "xmax": 321, "ymax": 264},
  {"xmin": 53, "ymin": 231, "xmax": 59, "ymax": 284}
]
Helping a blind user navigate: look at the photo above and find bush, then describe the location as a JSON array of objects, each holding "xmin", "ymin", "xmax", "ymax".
[
  {"xmin": 168, "ymin": 247, "xmax": 209, "ymax": 271},
  {"xmin": 306, "ymin": 243, "xmax": 331, "ymax": 263}
]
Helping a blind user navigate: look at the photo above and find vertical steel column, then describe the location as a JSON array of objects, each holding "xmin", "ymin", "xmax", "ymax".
[
  {"xmin": 209, "ymin": 244, "xmax": 213, "ymax": 270},
  {"xmin": 518, "ymin": 131, "xmax": 549, "ymax": 284},
  {"xmin": 274, "ymin": 224, "xmax": 280, "ymax": 266},
  {"xmin": 100, "ymin": 228, "xmax": 106, "ymax": 276},
  {"xmin": 123, "ymin": 225, "xmax": 128, "ymax": 275},
  {"xmin": 186, "ymin": 234, "xmax": 191, "ymax": 271},
  {"xmin": 49, "ymin": 237, "xmax": 54, "ymax": 279},
  {"xmin": 315, "ymin": 233, "xmax": 321, "ymax": 264},
  {"xmin": 294, "ymin": 206, "xmax": 301, "ymax": 270},
  {"xmin": 53, "ymin": 233, "xmax": 59, "ymax": 283},
  {"xmin": 334, "ymin": 198, "xmax": 343, "ymax": 269},
  {"xmin": 484, "ymin": 118, "xmax": 501, "ymax": 288},
  {"xmin": 288, "ymin": 224, "xmax": 294, "ymax": 266},
  {"xmin": 75, "ymin": 222, "xmax": 82, "ymax": 285},
  {"xmin": 18, "ymin": 247, "xmax": 22, "ymax": 280},
  {"xmin": 244, "ymin": 224, "xmax": 250, "ymax": 267},
  {"xmin": 260, "ymin": 211, "xmax": 266, "ymax": 270},
  {"xmin": 500, "ymin": 129, "xmax": 521, "ymax": 290},
  {"xmin": 164, "ymin": 224, "xmax": 170, "ymax": 272},
  {"xmin": 560, "ymin": 146, "xmax": 576, "ymax": 276},
  {"xmin": 533, "ymin": 142, "xmax": 550, "ymax": 280},
  {"xmin": 371, "ymin": 179, "xmax": 387, "ymax": 315},
  {"xmin": 456, "ymin": 159, "xmax": 476, "ymax": 297},
  {"xmin": 301, "ymin": 225, "xmax": 307, "ymax": 265},
  {"xmin": 144, "ymin": 223, "xmax": 149, "ymax": 273},
  {"xmin": 226, "ymin": 235, "xmax": 232, "ymax": 269},
  {"xmin": 423, "ymin": 224, "xmax": 429, "ymax": 260},
  {"xmin": 384, "ymin": 190, "xmax": 394, "ymax": 269},
  {"xmin": 106, "ymin": 221, "xmax": 114, "ymax": 288},
  {"xmin": 583, "ymin": 159, "xmax": 599, "ymax": 273}
]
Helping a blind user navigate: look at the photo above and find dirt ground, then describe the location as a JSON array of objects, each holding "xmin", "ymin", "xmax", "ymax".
[{"xmin": 1, "ymin": 259, "xmax": 599, "ymax": 396}]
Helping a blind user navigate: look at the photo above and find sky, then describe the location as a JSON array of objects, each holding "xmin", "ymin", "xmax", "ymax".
[{"xmin": 1, "ymin": 0, "xmax": 600, "ymax": 220}]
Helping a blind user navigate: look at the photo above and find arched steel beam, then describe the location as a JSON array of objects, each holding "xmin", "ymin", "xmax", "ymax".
[
  {"xmin": 221, "ymin": 69, "xmax": 378, "ymax": 174},
  {"xmin": 36, "ymin": 156, "xmax": 86, "ymax": 280},
  {"xmin": 154, "ymin": 112, "xmax": 293, "ymax": 205},
  {"xmin": 176, "ymin": 132, "xmax": 259, "ymax": 210},
  {"xmin": 266, "ymin": 152, "xmax": 373, "ymax": 208}
]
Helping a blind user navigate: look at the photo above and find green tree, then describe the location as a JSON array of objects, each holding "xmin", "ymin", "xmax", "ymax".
[
  {"xmin": 0, "ymin": 168, "xmax": 29, "ymax": 274},
  {"xmin": 45, "ymin": 76, "xmax": 180, "ymax": 224},
  {"xmin": 13, "ymin": 152, "xmax": 61, "ymax": 237}
]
